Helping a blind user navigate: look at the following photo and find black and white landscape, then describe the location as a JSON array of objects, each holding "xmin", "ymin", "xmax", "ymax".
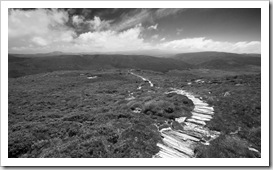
[{"xmin": 8, "ymin": 8, "xmax": 261, "ymax": 158}]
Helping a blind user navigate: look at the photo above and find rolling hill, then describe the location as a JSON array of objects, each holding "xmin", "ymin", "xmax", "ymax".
[
  {"xmin": 8, "ymin": 54, "xmax": 192, "ymax": 78},
  {"xmin": 172, "ymin": 51, "xmax": 261, "ymax": 69},
  {"xmin": 9, "ymin": 51, "xmax": 261, "ymax": 78}
]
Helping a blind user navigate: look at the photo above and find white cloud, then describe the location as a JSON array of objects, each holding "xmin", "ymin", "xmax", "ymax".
[
  {"xmin": 32, "ymin": 37, "xmax": 48, "ymax": 46},
  {"xmin": 72, "ymin": 15, "xmax": 84, "ymax": 26},
  {"xmin": 148, "ymin": 24, "xmax": 158, "ymax": 30},
  {"xmin": 72, "ymin": 15, "xmax": 111, "ymax": 32},
  {"xmin": 9, "ymin": 9, "xmax": 69, "ymax": 38},
  {"xmin": 9, "ymin": 9, "xmax": 75, "ymax": 52},
  {"xmin": 158, "ymin": 37, "xmax": 261, "ymax": 53},
  {"xmin": 151, "ymin": 34, "xmax": 159, "ymax": 39},
  {"xmin": 160, "ymin": 37, "xmax": 166, "ymax": 41},
  {"xmin": 9, "ymin": 9, "xmax": 49, "ymax": 38},
  {"xmin": 73, "ymin": 25, "xmax": 150, "ymax": 52},
  {"xmin": 88, "ymin": 16, "xmax": 111, "ymax": 31},
  {"xmin": 231, "ymin": 41, "xmax": 261, "ymax": 53}
]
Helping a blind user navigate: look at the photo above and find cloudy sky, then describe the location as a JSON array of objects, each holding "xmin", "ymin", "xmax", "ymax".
[{"xmin": 8, "ymin": 8, "xmax": 261, "ymax": 54}]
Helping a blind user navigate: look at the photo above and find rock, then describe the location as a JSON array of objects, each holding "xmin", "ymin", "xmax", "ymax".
[
  {"xmin": 235, "ymin": 84, "xmax": 243, "ymax": 86},
  {"xmin": 87, "ymin": 76, "xmax": 97, "ymax": 79},
  {"xmin": 195, "ymin": 79, "xmax": 205, "ymax": 84},
  {"xmin": 125, "ymin": 96, "xmax": 135, "ymax": 101},
  {"xmin": 132, "ymin": 107, "xmax": 142, "ymax": 113},
  {"xmin": 248, "ymin": 147, "xmax": 260, "ymax": 153},
  {"xmin": 224, "ymin": 91, "xmax": 231, "ymax": 97},
  {"xmin": 175, "ymin": 117, "xmax": 187, "ymax": 123}
]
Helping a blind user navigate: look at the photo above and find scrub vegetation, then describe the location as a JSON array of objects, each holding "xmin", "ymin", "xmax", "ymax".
[
  {"xmin": 8, "ymin": 52, "xmax": 261, "ymax": 158},
  {"xmin": 9, "ymin": 70, "xmax": 194, "ymax": 158}
]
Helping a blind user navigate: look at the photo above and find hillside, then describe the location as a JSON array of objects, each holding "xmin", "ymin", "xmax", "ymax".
[
  {"xmin": 8, "ymin": 54, "xmax": 192, "ymax": 78},
  {"xmin": 173, "ymin": 51, "xmax": 261, "ymax": 68}
]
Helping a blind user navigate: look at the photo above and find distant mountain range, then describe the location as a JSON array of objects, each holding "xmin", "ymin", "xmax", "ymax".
[
  {"xmin": 8, "ymin": 51, "xmax": 261, "ymax": 78},
  {"xmin": 8, "ymin": 54, "xmax": 192, "ymax": 78},
  {"xmin": 172, "ymin": 51, "xmax": 260, "ymax": 69},
  {"xmin": 10, "ymin": 49, "xmax": 176, "ymax": 58}
]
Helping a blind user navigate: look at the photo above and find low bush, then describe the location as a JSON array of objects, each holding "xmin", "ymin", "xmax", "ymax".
[
  {"xmin": 143, "ymin": 99, "xmax": 191, "ymax": 119},
  {"xmin": 195, "ymin": 135, "xmax": 259, "ymax": 158}
]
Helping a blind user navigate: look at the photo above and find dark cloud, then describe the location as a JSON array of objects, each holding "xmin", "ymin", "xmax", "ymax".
[
  {"xmin": 81, "ymin": 9, "xmax": 92, "ymax": 17},
  {"xmin": 67, "ymin": 8, "xmax": 77, "ymax": 15}
]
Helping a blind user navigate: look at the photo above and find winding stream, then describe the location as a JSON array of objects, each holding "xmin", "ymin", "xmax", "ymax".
[{"xmin": 129, "ymin": 71, "xmax": 220, "ymax": 158}]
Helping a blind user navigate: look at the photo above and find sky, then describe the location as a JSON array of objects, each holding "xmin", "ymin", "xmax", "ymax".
[{"xmin": 8, "ymin": 8, "xmax": 261, "ymax": 54}]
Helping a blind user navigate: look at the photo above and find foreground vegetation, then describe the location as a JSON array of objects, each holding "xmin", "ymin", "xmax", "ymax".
[
  {"xmin": 8, "ymin": 67, "xmax": 261, "ymax": 158},
  {"xmin": 141, "ymin": 69, "xmax": 261, "ymax": 158},
  {"xmin": 8, "ymin": 70, "xmax": 194, "ymax": 158}
]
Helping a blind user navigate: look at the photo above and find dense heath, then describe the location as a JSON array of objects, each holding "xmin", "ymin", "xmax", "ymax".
[{"xmin": 8, "ymin": 52, "xmax": 261, "ymax": 158}]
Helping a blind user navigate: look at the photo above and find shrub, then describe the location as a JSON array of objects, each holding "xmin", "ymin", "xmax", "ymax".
[
  {"xmin": 8, "ymin": 130, "xmax": 36, "ymax": 158},
  {"xmin": 143, "ymin": 99, "xmax": 191, "ymax": 119},
  {"xmin": 195, "ymin": 135, "xmax": 258, "ymax": 158},
  {"xmin": 127, "ymin": 101, "xmax": 143, "ymax": 110}
]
